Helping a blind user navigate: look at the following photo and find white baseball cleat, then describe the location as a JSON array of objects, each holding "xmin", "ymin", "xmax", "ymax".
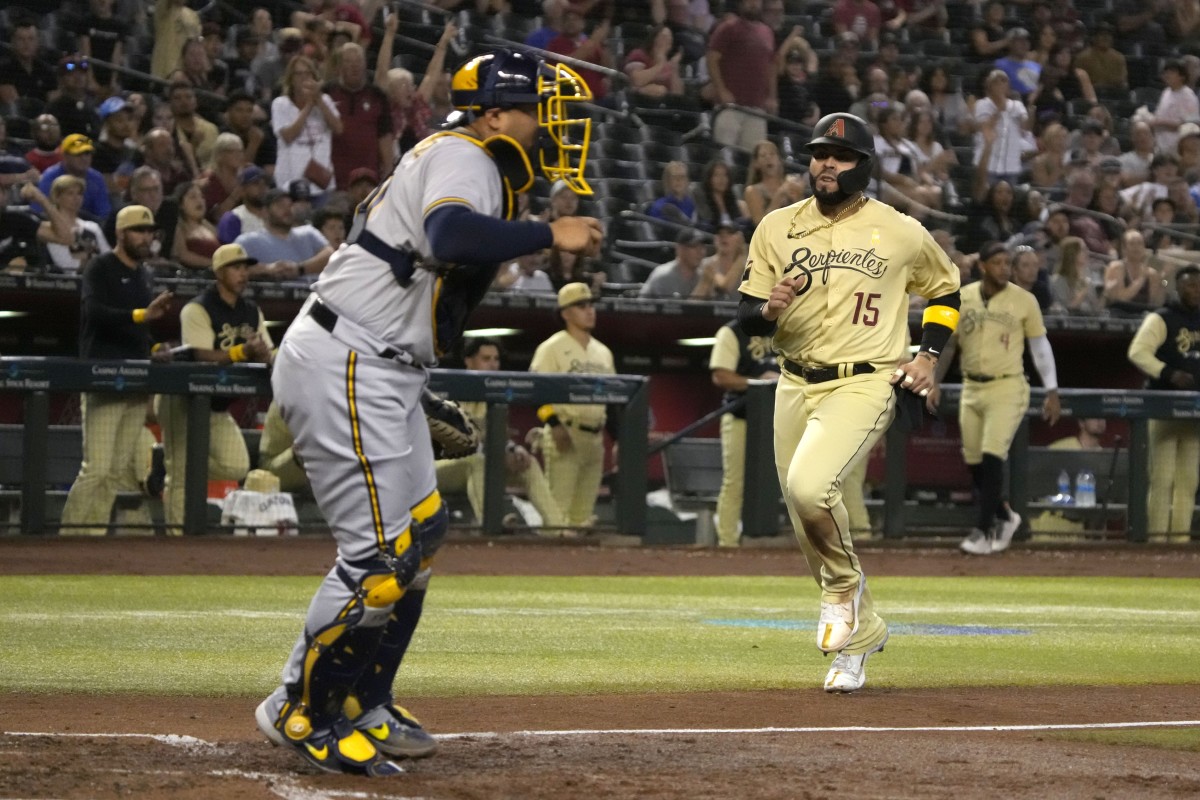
[
  {"xmin": 991, "ymin": 512, "xmax": 1021, "ymax": 553},
  {"xmin": 959, "ymin": 527, "xmax": 992, "ymax": 555},
  {"xmin": 823, "ymin": 634, "xmax": 888, "ymax": 693},
  {"xmin": 816, "ymin": 578, "xmax": 864, "ymax": 653}
]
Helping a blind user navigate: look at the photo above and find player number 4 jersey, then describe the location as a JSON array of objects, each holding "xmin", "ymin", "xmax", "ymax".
[
  {"xmin": 956, "ymin": 281, "xmax": 1047, "ymax": 377},
  {"xmin": 739, "ymin": 198, "xmax": 959, "ymax": 367}
]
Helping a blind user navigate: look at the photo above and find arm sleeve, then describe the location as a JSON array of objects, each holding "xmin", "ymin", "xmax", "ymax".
[
  {"xmin": 737, "ymin": 293, "xmax": 778, "ymax": 336},
  {"xmin": 180, "ymin": 303, "xmax": 215, "ymax": 350},
  {"xmin": 1128, "ymin": 312, "xmax": 1168, "ymax": 379},
  {"xmin": 918, "ymin": 290, "xmax": 961, "ymax": 357},
  {"xmin": 424, "ymin": 204, "xmax": 554, "ymax": 265},
  {"xmin": 1027, "ymin": 334, "xmax": 1058, "ymax": 391},
  {"xmin": 708, "ymin": 325, "xmax": 740, "ymax": 372}
]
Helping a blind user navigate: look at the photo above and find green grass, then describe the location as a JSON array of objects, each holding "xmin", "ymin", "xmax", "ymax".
[{"xmin": 2, "ymin": 575, "xmax": 1199, "ymax": 697}]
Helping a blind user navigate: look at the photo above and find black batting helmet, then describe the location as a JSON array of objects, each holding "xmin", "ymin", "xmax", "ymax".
[{"xmin": 805, "ymin": 112, "xmax": 875, "ymax": 194}]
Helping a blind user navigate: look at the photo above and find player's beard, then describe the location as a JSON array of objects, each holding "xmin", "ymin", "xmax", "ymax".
[{"xmin": 813, "ymin": 182, "xmax": 852, "ymax": 209}]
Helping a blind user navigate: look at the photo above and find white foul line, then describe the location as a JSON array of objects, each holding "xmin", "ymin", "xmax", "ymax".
[
  {"xmin": 6, "ymin": 719, "xmax": 1199, "ymax": 748},
  {"xmin": 437, "ymin": 720, "xmax": 1200, "ymax": 739}
]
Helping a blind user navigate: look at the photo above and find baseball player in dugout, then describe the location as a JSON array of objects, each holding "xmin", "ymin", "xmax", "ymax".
[
  {"xmin": 434, "ymin": 337, "xmax": 566, "ymax": 533},
  {"xmin": 255, "ymin": 49, "xmax": 602, "ymax": 777},
  {"xmin": 929, "ymin": 241, "xmax": 1061, "ymax": 556},
  {"xmin": 60, "ymin": 205, "xmax": 172, "ymax": 535},
  {"xmin": 708, "ymin": 318, "xmax": 779, "ymax": 547},
  {"xmin": 157, "ymin": 243, "xmax": 274, "ymax": 531},
  {"xmin": 737, "ymin": 113, "xmax": 961, "ymax": 693},
  {"xmin": 530, "ymin": 282, "xmax": 618, "ymax": 529},
  {"xmin": 1127, "ymin": 263, "xmax": 1200, "ymax": 538}
]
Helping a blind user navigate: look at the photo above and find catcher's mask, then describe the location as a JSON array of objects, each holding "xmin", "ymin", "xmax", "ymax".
[
  {"xmin": 451, "ymin": 49, "xmax": 593, "ymax": 195},
  {"xmin": 804, "ymin": 112, "xmax": 875, "ymax": 195}
]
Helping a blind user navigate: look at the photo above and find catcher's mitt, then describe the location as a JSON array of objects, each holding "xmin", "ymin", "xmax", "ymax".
[{"xmin": 422, "ymin": 389, "xmax": 482, "ymax": 459}]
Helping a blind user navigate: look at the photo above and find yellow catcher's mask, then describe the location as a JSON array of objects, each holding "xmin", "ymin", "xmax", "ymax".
[{"xmin": 451, "ymin": 49, "xmax": 593, "ymax": 196}]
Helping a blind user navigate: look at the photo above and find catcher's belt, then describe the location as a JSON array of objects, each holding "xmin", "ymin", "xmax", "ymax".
[
  {"xmin": 309, "ymin": 299, "xmax": 413, "ymax": 364},
  {"xmin": 782, "ymin": 359, "xmax": 875, "ymax": 383}
]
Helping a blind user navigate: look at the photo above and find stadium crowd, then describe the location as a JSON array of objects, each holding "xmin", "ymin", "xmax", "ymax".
[{"xmin": 1, "ymin": 0, "xmax": 1199, "ymax": 310}]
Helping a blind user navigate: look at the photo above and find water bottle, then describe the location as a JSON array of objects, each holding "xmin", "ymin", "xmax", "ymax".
[
  {"xmin": 1056, "ymin": 469, "xmax": 1072, "ymax": 505},
  {"xmin": 1075, "ymin": 469, "xmax": 1096, "ymax": 508}
]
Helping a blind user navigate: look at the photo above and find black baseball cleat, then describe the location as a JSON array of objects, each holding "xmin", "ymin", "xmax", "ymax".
[
  {"xmin": 256, "ymin": 689, "xmax": 404, "ymax": 777},
  {"xmin": 348, "ymin": 702, "xmax": 439, "ymax": 759}
]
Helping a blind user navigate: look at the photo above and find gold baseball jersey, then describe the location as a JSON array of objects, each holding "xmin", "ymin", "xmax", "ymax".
[
  {"xmin": 739, "ymin": 197, "xmax": 959, "ymax": 366},
  {"xmin": 955, "ymin": 282, "xmax": 1046, "ymax": 376},
  {"xmin": 180, "ymin": 301, "xmax": 273, "ymax": 352},
  {"xmin": 529, "ymin": 330, "xmax": 614, "ymax": 428}
]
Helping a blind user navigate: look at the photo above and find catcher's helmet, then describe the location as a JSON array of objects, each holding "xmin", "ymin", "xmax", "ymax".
[
  {"xmin": 450, "ymin": 49, "xmax": 594, "ymax": 195},
  {"xmin": 804, "ymin": 112, "xmax": 875, "ymax": 194}
]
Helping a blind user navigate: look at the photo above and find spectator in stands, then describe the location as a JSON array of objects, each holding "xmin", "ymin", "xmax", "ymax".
[
  {"xmin": 1121, "ymin": 153, "xmax": 1179, "ymax": 222},
  {"xmin": 972, "ymin": 180, "xmax": 1020, "ymax": 252},
  {"xmin": 968, "ymin": 0, "xmax": 1011, "ymax": 65},
  {"xmin": 236, "ymin": 187, "xmax": 332, "ymax": 280},
  {"xmin": 1011, "ymin": 244, "xmax": 1053, "ymax": 310},
  {"xmin": 0, "ymin": 16, "xmax": 56, "ymax": 118},
  {"xmin": 151, "ymin": 0, "xmax": 202, "ymax": 80},
  {"xmin": 1049, "ymin": 235, "xmax": 1102, "ymax": 315},
  {"xmin": 743, "ymin": 139, "xmax": 786, "ymax": 228},
  {"xmin": 139, "ymin": 127, "xmax": 194, "ymax": 197},
  {"xmin": 1104, "ymin": 229, "xmax": 1165, "ymax": 315},
  {"xmin": 540, "ymin": 179, "xmax": 581, "ymax": 223},
  {"xmin": 1119, "ymin": 120, "xmax": 1158, "ymax": 189},
  {"xmin": 1090, "ymin": 176, "xmax": 1131, "ymax": 237},
  {"xmin": 200, "ymin": 132, "xmax": 248, "ymax": 225},
  {"xmin": 993, "ymin": 28, "xmax": 1040, "ymax": 99},
  {"xmin": 691, "ymin": 222, "xmax": 746, "ymax": 301},
  {"xmin": 166, "ymin": 81, "xmax": 219, "ymax": 174},
  {"xmin": 1, "ymin": 184, "xmax": 43, "ymax": 270},
  {"xmin": 647, "ymin": 160, "xmax": 698, "ymax": 224},
  {"xmin": 639, "ymin": 227, "xmax": 709, "ymax": 298},
  {"xmin": 972, "ymin": 70, "xmax": 1033, "ymax": 187},
  {"xmin": 92, "ymin": 97, "xmax": 138, "ymax": 194},
  {"xmin": 158, "ymin": 242, "xmax": 272, "ymax": 530},
  {"xmin": 547, "ymin": 11, "xmax": 612, "ymax": 102},
  {"xmin": 1068, "ymin": 118, "xmax": 1109, "ymax": 171},
  {"xmin": 527, "ymin": 0, "xmax": 568, "ymax": 49},
  {"xmin": 706, "ymin": 0, "xmax": 777, "ymax": 150},
  {"xmin": 623, "ymin": 24, "xmax": 686, "ymax": 104},
  {"xmin": 345, "ymin": 167, "xmax": 378, "ymax": 209},
  {"xmin": 73, "ymin": 0, "xmax": 130, "ymax": 96},
  {"xmin": 35, "ymin": 135, "xmax": 111, "ymax": 222},
  {"xmin": 292, "ymin": 0, "xmax": 370, "ymax": 48},
  {"xmin": 1113, "ymin": 0, "xmax": 1171, "ymax": 57},
  {"xmin": 253, "ymin": 27, "xmax": 304, "ymax": 103},
  {"xmin": 45, "ymin": 56, "xmax": 100, "ymax": 141},
  {"xmin": 326, "ymin": 42, "xmax": 393, "ymax": 191},
  {"xmin": 848, "ymin": 69, "xmax": 891, "ymax": 125},
  {"xmin": 1144, "ymin": 197, "xmax": 1184, "ymax": 251},
  {"xmin": 104, "ymin": 165, "xmax": 170, "ymax": 252},
  {"xmin": 494, "ymin": 250, "xmax": 555, "ymax": 293},
  {"xmin": 227, "ymin": 29, "xmax": 263, "ymax": 97},
  {"xmin": 1027, "ymin": 121, "xmax": 1068, "ymax": 194},
  {"xmin": 1149, "ymin": 61, "xmax": 1200, "ymax": 155},
  {"xmin": 376, "ymin": 16, "xmax": 456, "ymax": 157},
  {"xmin": 546, "ymin": 247, "xmax": 604, "ymax": 293},
  {"xmin": 171, "ymin": 180, "xmax": 220, "ymax": 272},
  {"xmin": 909, "ymin": 109, "xmax": 958, "ymax": 204},
  {"xmin": 918, "ymin": 63, "xmax": 967, "ymax": 136},
  {"xmin": 34, "ymin": 175, "xmax": 110, "ymax": 274},
  {"xmin": 874, "ymin": 105, "xmax": 944, "ymax": 213},
  {"xmin": 1061, "ymin": 167, "xmax": 1117, "ymax": 256},
  {"xmin": 1128, "ymin": 263, "xmax": 1200, "ymax": 535},
  {"xmin": 175, "ymin": 38, "xmax": 226, "ymax": 124},
  {"xmin": 436, "ymin": 337, "xmax": 567, "ymax": 534},
  {"xmin": 286, "ymin": 179, "xmax": 316, "ymax": 226},
  {"xmin": 1177, "ymin": 123, "xmax": 1200, "ymax": 176},
  {"xmin": 832, "ymin": 0, "xmax": 882, "ymax": 49},
  {"xmin": 24, "ymin": 116, "xmax": 63, "ymax": 174},
  {"xmin": 694, "ymin": 158, "xmax": 749, "ymax": 233},
  {"xmin": 312, "ymin": 206, "xmax": 346, "ymax": 251},
  {"xmin": 221, "ymin": 90, "xmax": 277, "ymax": 175},
  {"xmin": 217, "ymin": 165, "xmax": 270, "ymax": 244},
  {"xmin": 652, "ymin": 0, "xmax": 714, "ymax": 67},
  {"xmin": 809, "ymin": 50, "xmax": 856, "ymax": 118},
  {"xmin": 201, "ymin": 21, "xmax": 232, "ymax": 94},
  {"xmin": 60, "ymin": 204, "xmax": 171, "ymax": 535},
  {"xmin": 272, "ymin": 56, "xmax": 342, "ymax": 194},
  {"xmin": 1031, "ymin": 44, "xmax": 1097, "ymax": 125},
  {"xmin": 775, "ymin": 44, "xmax": 819, "ymax": 129},
  {"xmin": 1073, "ymin": 23, "xmax": 1127, "ymax": 94}
]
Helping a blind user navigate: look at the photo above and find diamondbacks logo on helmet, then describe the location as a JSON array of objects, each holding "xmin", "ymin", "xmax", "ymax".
[{"xmin": 825, "ymin": 119, "xmax": 845, "ymax": 139}]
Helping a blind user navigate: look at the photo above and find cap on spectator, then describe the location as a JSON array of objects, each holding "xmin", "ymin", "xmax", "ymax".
[
  {"xmin": 557, "ymin": 281, "xmax": 596, "ymax": 309},
  {"xmin": 236, "ymin": 28, "xmax": 261, "ymax": 46},
  {"xmin": 1099, "ymin": 156, "xmax": 1122, "ymax": 173},
  {"xmin": 61, "ymin": 133, "xmax": 94, "ymax": 155},
  {"xmin": 263, "ymin": 187, "xmax": 290, "ymax": 206},
  {"xmin": 1150, "ymin": 152, "xmax": 1179, "ymax": 170},
  {"xmin": 348, "ymin": 167, "xmax": 378, "ymax": 187},
  {"xmin": 116, "ymin": 204, "xmax": 158, "ymax": 232},
  {"xmin": 1179, "ymin": 122, "xmax": 1200, "ymax": 140},
  {"xmin": 1092, "ymin": 21, "xmax": 1115, "ymax": 38},
  {"xmin": 239, "ymin": 165, "xmax": 267, "ymax": 185},
  {"xmin": 288, "ymin": 179, "xmax": 313, "ymax": 202},
  {"xmin": 279, "ymin": 27, "xmax": 304, "ymax": 53},
  {"xmin": 1080, "ymin": 118, "xmax": 1104, "ymax": 135},
  {"xmin": 98, "ymin": 96, "xmax": 128, "ymax": 121},
  {"xmin": 715, "ymin": 221, "xmax": 740, "ymax": 234},
  {"xmin": 980, "ymin": 241, "xmax": 1008, "ymax": 262},
  {"xmin": 211, "ymin": 242, "xmax": 257, "ymax": 271},
  {"xmin": 676, "ymin": 228, "xmax": 707, "ymax": 246},
  {"xmin": 550, "ymin": 178, "xmax": 572, "ymax": 196},
  {"xmin": 0, "ymin": 154, "xmax": 32, "ymax": 175},
  {"xmin": 1008, "ymin": 27, "xmax": 1031, "ymax": 41}
]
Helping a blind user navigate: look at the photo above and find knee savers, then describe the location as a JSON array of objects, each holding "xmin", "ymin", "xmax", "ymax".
[{"xmin": 360, "ymin": 491, "xmax": 447, "ymax": 609}]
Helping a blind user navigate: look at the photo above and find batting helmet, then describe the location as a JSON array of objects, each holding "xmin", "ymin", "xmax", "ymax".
[
  {"xmin": 450, "ymin": 49, "xmax": 594, "ymax": 196},
  {"xmin": 804, "ymin": 112, "xmax": 875, "ymax": 194}
]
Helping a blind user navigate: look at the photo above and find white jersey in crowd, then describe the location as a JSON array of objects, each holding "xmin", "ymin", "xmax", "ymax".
[{"xmin": 312, "ymin": 131, "xmax": 504, "ymax": 366}]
